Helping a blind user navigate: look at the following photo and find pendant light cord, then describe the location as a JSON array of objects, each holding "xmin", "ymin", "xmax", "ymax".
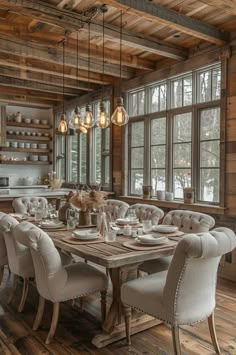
[
  {"xmin": 102, "ymin": 11, "xmax": 105, "ymax": 101},
  {"xmin": 119, "ymin": 10, "xmax": 123, "ymax": 97},
  {"xmin": 77, "ymin": 31, "xmax": 79, "ymax": 96},
  {"xmin": 62, "ymin": 39, "xmax": 65, "ymax": 114},
  {"xmin": 88, "ymin": 22, "xmax": 91, "ymax": 92}
]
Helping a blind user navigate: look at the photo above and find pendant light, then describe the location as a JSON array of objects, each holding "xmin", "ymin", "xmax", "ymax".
[
  {"xmin": 111, "ymin": 11, "xmax": 129, "ymax": 126},
  {"xmin": 97, "ymin": 6, "xmax": 110, "ymax": 129},
  {"xmin": 73, "ymin": 32, "xmax": 81, "ymax": 129},
  {"xmin": 83, "ymin": 22, "xmax": 96, "ymax": 129},
  {"xmin": 73, "ymin": 31, "xmax": 88, "ymax": 134},
  {"xmin": 57, "ymin": 39, "xmax": 68, "ymax": 134}
]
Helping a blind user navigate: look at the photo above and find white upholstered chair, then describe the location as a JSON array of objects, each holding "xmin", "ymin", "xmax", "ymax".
[
  {"xmin": 12, "ymin": 196, "xmax": 48, "ymax": 214},
  {"xmin": 121, "ymin": 227, "xmax": 236, "ymax": 354},
  {"xmin": 129, "ymin": 204, "xmax": 164, "ymax": 225},
  {"xmin": 14, "ymin": 221, "xmax": 108, "ymax": 344},
  {"xmin": 140, "ymin": 210, "xmax": 215, "ymax": 274},
  {"xmin": 0, "ymin": 214, "xmax": 35, "ymax": 312},
  {"xmin": 0, "ymin": 212, "xmax": 8, "ymax": 285},
  {"xmin": 104, "ymin": 199, "xmax": 129, "ymax": 220}
]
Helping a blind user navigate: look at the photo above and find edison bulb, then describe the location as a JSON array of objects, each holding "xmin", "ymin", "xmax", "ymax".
[{"xmin": 111, "ymin": 97, "xmax": 129, "ymax": 126}]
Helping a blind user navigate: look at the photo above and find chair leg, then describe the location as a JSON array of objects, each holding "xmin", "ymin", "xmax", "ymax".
[
  {"xmin": 46, "ymin": 302, "xmax": 60, "ymax": 345},
  {"xmin": 33, "ymin": 296, "xmax": 45, "ymax": 331},
  {"xmin": 171, "ymin": 326, "xmax": 181, "ymax": 355},
  {"xmin": 123, "ymin": 304, "xmax": 132, "ymax": 345},
  {"xmin": 18, "ymin": 278, "xmax": 29, "ymax": 312},
  {"xmin": 8, "ymin": 274, "xmax": 18, "ymax": 304},
  {"xmin": 100, "ymin": 290, "xmax": 107, "ymax": 322},
  {"xmin": 0, "ymin": 266, "xmax": 4, "ymax": 286},
  {"xmin": 208, "ymin": 312, "xmax": 221, "ymax": 354}
]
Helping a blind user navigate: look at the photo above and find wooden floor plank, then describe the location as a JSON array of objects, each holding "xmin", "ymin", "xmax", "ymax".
[{"xmin": 0, "ymin": 273, "xmax": 236, "ymax": 354}]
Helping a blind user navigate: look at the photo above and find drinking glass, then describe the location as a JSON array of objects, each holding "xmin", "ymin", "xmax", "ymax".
[
  {"xmin": 35, "ymin": 209, "xmax": 43, "ymax": 225},
  {"xmin": 66, "ymin": 209, "xmax": 76, "ymax": 230},
  {"xmin": 127, "ymin": 208, "xmax": 137, "ymax": 221},
  {"xmin": 142, "ymin": 220, "xmax": 152, "ymax": 234},
  {"xmin": 105, "ymin": 230, "xmax": 117, "ymax": 242}
]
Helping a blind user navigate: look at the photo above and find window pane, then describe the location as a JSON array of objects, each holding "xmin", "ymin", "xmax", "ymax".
[
  {"xmin": 151, "ymin": 145, "xmax": 165, "ymax": 168},
  {"xmin": 131, "ymin": 121, "xmax": 144, "ymax": 147},
  {"xmin": 79, "ymin": 133, "xmax": 87, "ymax": 183},
  {"xmin": 151, "ymin": 169, "xmax": 165, "ymax": 192},
  {"xmin": 131, "ymin": 169, "xmax": 143, "ymax": 195},
  {"xmin": 199, "ymin": 71, "xmax": 211, "ymax": 102},
  {"xmin": 200, "ymin": 141, "xmax": 220, "ymax": 168},
  {"xmin": 160, "ymin": 84, "xmax": 167, "ymax": 111},
  {"xmin": 151, "ymin": 118, "xmax": 166, "ymax": 145},
  {"xmin": 138, "ymin": 91, "xmax": 145, "ymax": 115},
  {"xmin": 59, "ymin": 136, "xmax": 66, "ymax": 180},
  {"xmin": 104, "ymin": 127, "xmax": 110, "ymax": 151},
  {"xmin": 173, "ymin": 169, "xmax": 191, "ymax": 199},
  {"xmin": 95, "ymin": 128, "xmax": 101, "ymax": 183},
  {"xmin": 183, "ymin": 77, "xmax": 192, "ymax": 106},
  {"xmin": 172, "ymin": 79, "xmax": 182, "ymax": 108},
  {"xmin": 173, "ymin": 143, "xmax": 191, "ymax": 168},
  {"xmin": 130, "ymin": 93, "xmax": 137, "ymax": 117},
  {"xmin": 212, "ymin": 68, "xmax": 221, "ymax": 100},
  {"xmin": 131, "ymin": 148, "xmax": 144, "ymax": 169},
  {"xmin": 173, "ymin": 113, "xmax": 192, "ymax": 143},
  {"xmin": 151, "ymin": 86, "xmax": 159, "ymax": 112},
  {"xmin": 70, "ymin": 135, "xmax": 78, "ymax": 182},
  {"xmin": 200, "ymin": 168, "xmax": 219, "ymax": 203},
  {"xmin": 104, "ymin": 156, "xmax": 110, "ymax": 185},
  {"xmin": 200, "ymin": 108, "xmax": 220, "ymax": 140}
]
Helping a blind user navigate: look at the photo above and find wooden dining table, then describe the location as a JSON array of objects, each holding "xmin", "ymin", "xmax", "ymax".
[{"xmin": 46, "ymin": 227, "xmax": 178, "ymax": 348}]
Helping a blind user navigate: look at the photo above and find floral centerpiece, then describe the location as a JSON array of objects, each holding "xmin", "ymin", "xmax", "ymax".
[
  {"xmin": 69, "ymin": 187, "xmax": 107, "ymax": 225},
  {"xmin": 70, "ymin": 188, "xmax": 107, "ymax": 211}
]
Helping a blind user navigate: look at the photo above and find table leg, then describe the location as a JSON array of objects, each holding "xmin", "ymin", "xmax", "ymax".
[{"xmin": 92, "ymin": 263, "xmax": 160, "ymax": 348}]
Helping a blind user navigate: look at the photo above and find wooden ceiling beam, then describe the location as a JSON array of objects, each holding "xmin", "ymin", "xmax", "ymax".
[
  {"xmin": 0, "ymin": 94, "xmax": 56, "ymax": 107},
  {"xmin": 0, "ymin": 75, "xmax": 79, "ymax": 96},
  {"xmin": 0, "ymin": 66, "xmax": 99, "ymax": 91},
  {"xmin": 0, "ymin": 34, "xmax": 133, "ymax": 79},
  {"xmin": 104, "ymin": 0, "xmax": 230, "ymax": 45},
  {"xmin": 202, "ymin": 0, "xmax": 236, "ymax": 16},
  {"xmin": 0, "ymin": 22, "xmax": 155, "ymax": 70},
  {"xmin": 0, "ymin": 52, "xmax": 113, "ymax": 85},
  {"xmin": 3, "ymin": 0, "xmax": 188, "ymax": 60},
  {"xmin": 0, "ymin": 86, "xmax": 63, "ymax": 101}
]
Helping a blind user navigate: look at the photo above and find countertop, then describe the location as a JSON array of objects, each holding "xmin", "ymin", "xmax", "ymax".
[{"xmin": 0, "ymin": 186, "xmax": 73, "ymax": 200}]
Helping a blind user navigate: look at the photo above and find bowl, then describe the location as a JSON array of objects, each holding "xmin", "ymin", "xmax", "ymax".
[
  {"xmin": 7, "ymin": 130, "xmax": 13, "ymax": 135},
  {"xmin": 43, "ymin": 133, "xmax": 50, "ymax": 137},
  {"xmin": 39, "ymin": 155, "xmax": 48, "ymax": 161},
  {"xmin": 32, "ymin": 119, "xmax": 40, "ymax": 124},
  {"xmin": 18, "ymin": 142, "xmax": 25, "ymax": 148},
  {"xmin": 24, "ymin": 118, "xmax": 31, "ymax": 124},
  {"xmin": 26, "ymin": 132, "xmax": 31, "ymax": 136},
  {"xmin": 38, "ymin": 143, "xmax": 48, "ymax": 149},
  {"xmin": 29, "ymin": 155, "xmax": 38, "ymax": 161},
  {"xmin": 15, "ymin": 131, "xmax": 20, "ymax": 135},
  {"xmin": 20, "ymin": 131, "xmax": 25, "ymax": 136},
  {"xmin": 31, "ymin": 132, "xmax": 36, "ymax": 136},
  {"xmin": 25, "ymin": 143, "xmax": 31, "ymax": 148},
  {"xmin": 30, "ymin": 143, "xmax": 37, "ymax": 149},
  {"xmin": 10, "ymin": 142, "xmax": 18, "ymax": 148},
  {"xmin": 41, "ymin": 119, "xmax": 48, "ymax": 125},
  {"xmin": 36, "ymin": 132, "xmax": 42, "ymax": 137}
]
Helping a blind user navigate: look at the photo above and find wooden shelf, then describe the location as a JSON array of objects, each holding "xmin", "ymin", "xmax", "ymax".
[
  {"xmin": 0, "ymin": 147, "xmax": 50, "ymax": 154},
  {"xmin": 7, "ymin": 121, "xmax": 51, "ymax": 129},
  {"xmin": 0, "ymin": 160, "xmax": 51, "ymax": 165},
  {"xmin": 7, "ymin": 135, "xmax": 51, "ymax": 142}
]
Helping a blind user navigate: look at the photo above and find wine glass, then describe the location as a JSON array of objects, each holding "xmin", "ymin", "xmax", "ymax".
[{"xmin": 142, "ymin": 220, "xmax": 152, "ymax": 234}]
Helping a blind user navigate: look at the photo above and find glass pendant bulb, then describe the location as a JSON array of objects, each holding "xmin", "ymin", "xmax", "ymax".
[
  {"xmin": 97, "ymin": 101, "xmax": 110, "ymax": 128},
  {"xmin": 84, "ymin": 103, "xmax": 95, "ymax": 128},
  {"xmin": 73, "ymin": 106, "xmax": 81, "ymax": 128},
  {"xmin": 79, "ymin": 123, "xmax": 88, "ymax": 134},
  {"xmin": 111, "ymin": 97, "xmax": 129, "ymax": 126},
  {"xmin": 57, "ymin": 113, "xmax": 68, "ymax": 134}
]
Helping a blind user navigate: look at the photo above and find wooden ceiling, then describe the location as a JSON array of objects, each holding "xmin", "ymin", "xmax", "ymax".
[{"xmin": 0, "ymin": 0, "xmax": 235, "ymax": 107}]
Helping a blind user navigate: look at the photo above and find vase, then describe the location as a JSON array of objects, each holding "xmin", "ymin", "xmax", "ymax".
[
  {"xmin": 183, "ymin": 187, "xmax": 194, "ymax": 204},
  {"xmin": 79, "ymin": 211, "xmax": 91, "ymax": 226},
  {"xmin": 142, "ymin": 185, "xmax": 152, "ymax": 199}
]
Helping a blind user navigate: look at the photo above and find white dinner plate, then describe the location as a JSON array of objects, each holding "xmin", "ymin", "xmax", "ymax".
[
  {"xmin": 73, "ymin": 229, "xmax": 100, "ymax": 240},
  {"xmin": 41, "ymin": 220, "xmax": 64, "ymax": 228},
  {"xmin": 152, "ymin": 225, "xmax": 178, "ymax": 233},
  {"xmin": 136, "ymin": 234, "xmax": 167, "ymax": 245},
  {"xmin": 116, "ymin": 218, "xmax": 139, "ymax": 225}
]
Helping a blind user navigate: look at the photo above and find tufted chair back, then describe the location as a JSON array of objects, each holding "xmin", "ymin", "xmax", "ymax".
[
  {"xmin": 14, "ymin": 221, "xmax": 67, "ymax": 301},
  {"xmin": 163, "ymin": 210, "xmax": 215, "ymax": 233},
  {"xmin": 104, "ymin": 199, "xmax": 129, "ymax": 220},
  {"xmin": 12, "ymin": 196, "xmax": 48, "ymax": 214},
  {"xmin": 163, "ymin": 227, "xmax": 236, "ymax": 325},
  {"xmin": 0, "ymin": 212, "xmax": 8, "ymax": 267},
  {"xmin": 0, "ymin": 215, "xmax": 34, "ymax": 278},
  {"xmin": 130, "ymin": 204, "xmax": 164, "ymax": 225}
]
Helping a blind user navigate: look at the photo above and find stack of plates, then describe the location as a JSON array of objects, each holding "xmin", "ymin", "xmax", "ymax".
[
  {"xmin": 41, "ymin": 220, "xmax": 64, "ymax": 229},
  {"xmin": 152, "ymin": 225, "xmax": 178, "ymax": 233},
  {"xmin": 73, "ymin": 229, "xmax": 100, "ymax": 240},
  {"xmin": 136, "ymin": 234, "xmax": 167, "ymax": 245}
]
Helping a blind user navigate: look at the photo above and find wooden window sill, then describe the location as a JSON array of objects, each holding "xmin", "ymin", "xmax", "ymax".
[{"xmin": 119, "ymin": 196, "xmax": 226, "ymax": 215}]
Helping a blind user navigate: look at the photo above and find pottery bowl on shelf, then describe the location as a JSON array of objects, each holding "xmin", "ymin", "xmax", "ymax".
[
  {"xmin": 41, "ymin": 119, "xmax": 48, "ymax": 125},
  {"xmin": 7, "ymin": 130, "xmax": 13, "ymax": 135},
  {"xmin": 30, "ymin": 143, "xmax": 37, "ymax": 149},
  {"xmin": 29, "ymin": 155, "xmax": 38, "ymax": 161},
  {"xmin": 32, "ymin": 119, "xmax": 40, "ymax": 124},
  {"xmin": 39, "ymin": 155, "xmax": 48, "ymax": 161},
  {"xmin": 36, "ymin": 132, "xmax": 42, "ymax": 137},
  {"xmin": 10, "ymin": 142, "xmax": 18, "ymax": 148},
  {"xmin": 43, "ymin": 133, "xmax": 50, "ymax": 137},
  {"xmin": 38, "ymin": 143, "xmax": 48, "ymax": 149},
  {"xmin": 24, "ymin": 118, "xmax": 31, "ymax": 124},
  {"xmin": 31, "ymin": 132, "xmax": 36, "ymax": 136},
  {"xmin": 26, "ymin": 132, "xmax": 31, "ymax": 136}
]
